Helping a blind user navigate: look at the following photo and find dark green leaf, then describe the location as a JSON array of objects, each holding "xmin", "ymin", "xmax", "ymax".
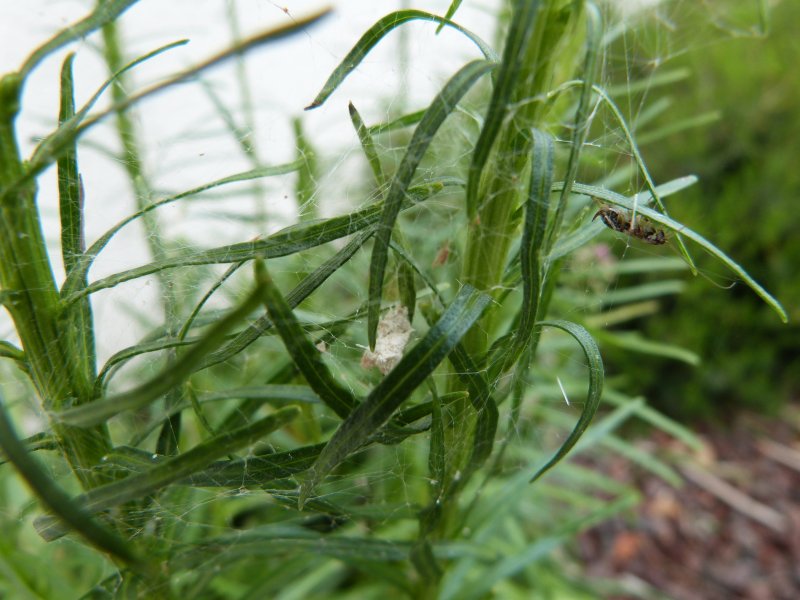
[
  {"xmin": 349, "ymin": 101, "xmax": 385, "ymax": 185},
  {"xmin": 57, "ymin": 53, "xmax": 84, "ymax": 274},
  {"xmin": 529, "ymin": 320, "xmax": 603, "ymax": 482},
  {"xmin": 185, "ymin": 443, "xmax": 325, "ymax": 488},
  {"xmin": 256, "ymin": 260, "xmax": 358, "ymax": 419},
  {"xmin": 57, "ymin": 53, "xmax": 96, "ymax": 394}
]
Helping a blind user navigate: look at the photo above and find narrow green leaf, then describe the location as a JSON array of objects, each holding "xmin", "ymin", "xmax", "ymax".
[
  {"xmin": 368, "ymin": 59, "xmax": 495, "ymax": 348},
  {"xmin": 367, "ymin": 108, "xmax": 426, "ymax": 136},
  {"xmin": 594, "ymin": 330, "xmax": 700, "ymax": 366},
  {"xmin": 437, "ymin": 1, "xmax": 464, "ymax": 33},
  {"xmin": 636, "ymin": 110, "xmax": 721, "ymax": 146},
  {"xmin": 446, "ymin": 344, "xmax": 499, "ymax": 474},
  {"xmin": 0, "ymin": 341, "xmax": 26, "ymax": 368},
  {"xmin": 256, "ymin": 260, "xmax": 358, "ymax": 419},
  {"xmin": 55, "ymin": 276, "xmax": 268, "ymax": 427},
  {"xmin": 572, "ymin": 397, "xmax": 643, "ymax": 450},
  {"xmin": 185, "ymin": 443, "xmax": 325, "ymax": 488},
  {"xmin": 173, "ymin": 527, "xmax": 437, "ymax": 572},
  {"xmin": 349, "ymin": 101, "xmax": 385, "ymax": 185},
  {"xmin": 19, "ymin": 0, "xmax": 141, "ymax": 79},
  {"xmin": 57, "ymin": 53, "xmax": 84, "ymax": 274},
  {"xmin": 548, "ymin": 175, "xmax": 698, "ymax": 261},
  {"xmin": 602, "ymin": 435, "xmax": 681, "ymax": 486},
  {"xmin": 428, "ymin": 386, "xmax": 445, "ymax": 498},
  {"xmin": 154, "ymin": 366, "xmax": 185, "ymax": 456},
  {"xmin": 63, "ymin": 180, "xmax": 455, "ymax": 304},
  {"xmin": 177, "ymin": 261, "xmax": 246, "ymax": 341},
  {"xmin": 465, "ymin": 1, "xmax": 539, "ymax": 218},
  {"xmin": 305, "ymin": 10, "xmax": 496, "ymax": 110},
  {"xmin": 602, "ymin": 388, "xmax": 704, "ymax": 452},
  {"xmin": 36, "ymin": 406, "xmax": 299, "ymax": 541},
  {"xmin": 592, "ymin": 85, "xmax": 696, "ymax": 271},
  {"xmin": 292, "ymin": 116, "xmax": 318, "ymax": 221},
  {"xmin": 0, "ymin": 434, "xmax": 58, "ymax": 465},
  {"xmin": 562, "ymin": 181, "xmax": 788, "ymax": 322},
  {"xmin": 397, "ymin": 251, "xmax": 417, "ymax": 324},
  {"xmin": 605, "ymin": 68, "xmax": 690, "ymax": 96},
  {"xmin": 0, "ymin": 392, "xmax": 141, "ymax": 567},
  {"xmin": 598, "ymin": 280, "xmax": 686, "ymax": 305},
  {"xmin": 300, "ymin": 284, "xmax": 491, "ymax": 506},
  {"xmin": 94, "ymin": 337, "xmax": 199, "ymax": 393},
  {"xmin": 530, "ymin": 320, "xmax": 604, "ymax": 482},
  {"xmin": 545, "ymin": 2, "xmax": 601, "ymax": 252},
  {"xmin": 57, "ymin": 53, "xmax": 96, "ymax": 393}
]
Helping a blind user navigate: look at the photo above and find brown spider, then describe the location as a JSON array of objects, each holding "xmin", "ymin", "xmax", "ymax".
[{"xmin": 593, "ymin": 205, "xmax": 667, "ymax": 245}]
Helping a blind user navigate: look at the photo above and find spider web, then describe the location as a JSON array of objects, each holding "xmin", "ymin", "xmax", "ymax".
[{"xmin": 0, "ymin": 0, "xmax": 769, "ymax": 596}]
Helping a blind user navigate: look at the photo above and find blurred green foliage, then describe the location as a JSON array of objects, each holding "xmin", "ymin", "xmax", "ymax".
[{"xmin": 619, "ymin": 0, "xmax": 800, "ymax": 419}]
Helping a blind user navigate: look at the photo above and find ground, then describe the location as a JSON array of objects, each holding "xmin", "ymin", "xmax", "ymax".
[{"xmin": 578, "ymin": 404, "xmax": 800, "ymax": 599}]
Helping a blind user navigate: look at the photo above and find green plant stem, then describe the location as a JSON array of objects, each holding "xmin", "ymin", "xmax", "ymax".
[
  {"xmin": 0, "ymin": 73, "xmax": 111, "ymax": 488},
  {"xmin": 100, "ymin": 21, "xmax": 177, "ymax": 317},
  {"xmin": 445, "ymin": 0, "xmax": 585, "ymax": 533}
]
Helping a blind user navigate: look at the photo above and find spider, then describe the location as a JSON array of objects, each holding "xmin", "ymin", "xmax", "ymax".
[{"xmin": 593, "ymin": 205, "xmax": 667, "ymax": 245}]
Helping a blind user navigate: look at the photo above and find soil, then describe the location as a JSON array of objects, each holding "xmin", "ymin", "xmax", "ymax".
[{"xmin": 578, "ymin": 405, "xmax": 800, "ymax": 599}]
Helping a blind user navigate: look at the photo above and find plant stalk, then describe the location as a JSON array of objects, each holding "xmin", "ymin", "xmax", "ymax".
[{"xmin": 0, "ymin": 73, "xmax": 111, "ymax": 488}]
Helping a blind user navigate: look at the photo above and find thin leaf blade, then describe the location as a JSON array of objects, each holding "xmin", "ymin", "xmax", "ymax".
[
  {"xmin": 256, "ymin": 260, "xmax": 358, "ymax": 419},
  {"xmin": 529, "ymin": 319, "xmax": 604, "ymax": 482},
  {"xmin": 306, "ymin": 10, "xmax": 496, "ymax": 110}
]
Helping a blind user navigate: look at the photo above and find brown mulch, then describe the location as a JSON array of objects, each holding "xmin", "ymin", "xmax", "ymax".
[{"xmin": 578, "ymin": 406, "xmax": 800, "ymax": 599}]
